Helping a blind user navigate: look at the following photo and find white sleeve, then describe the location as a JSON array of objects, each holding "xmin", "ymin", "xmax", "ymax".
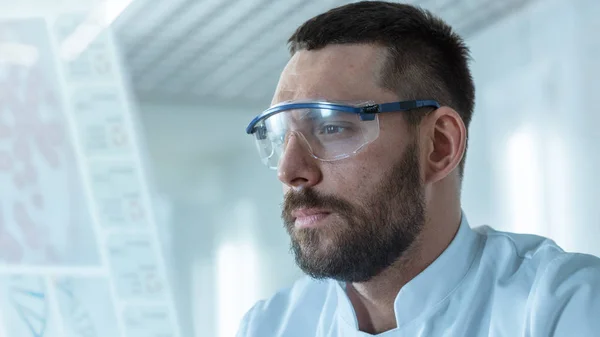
[{"xmin": 528, "ymin": 253, "xmax": 600, "ymax": 337}]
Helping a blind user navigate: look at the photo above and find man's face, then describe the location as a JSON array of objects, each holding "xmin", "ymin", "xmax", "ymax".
[{"xmin": 274, "ymin": 44, "xmax": 426, "ymax": 283}]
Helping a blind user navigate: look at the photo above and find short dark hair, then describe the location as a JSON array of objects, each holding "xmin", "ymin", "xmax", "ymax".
[{"xmin": 288, "ymin": 1, "xmax": 475, "ymax": 176}]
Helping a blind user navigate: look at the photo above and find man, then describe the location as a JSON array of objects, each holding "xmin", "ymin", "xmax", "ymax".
[{"xmin": 238, "ymin": 1, "xmax": 600, "ymax": 336}]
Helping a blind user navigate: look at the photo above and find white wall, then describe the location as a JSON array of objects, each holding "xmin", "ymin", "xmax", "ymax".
[{"xmin": 462, "ymin": 0, "xmax": 600, "ymax": 256}]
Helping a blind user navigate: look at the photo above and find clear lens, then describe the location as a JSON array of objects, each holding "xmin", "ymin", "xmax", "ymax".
[{"xmin": 252, "ymin": 108, "xmax": 380, "ymax": 169}]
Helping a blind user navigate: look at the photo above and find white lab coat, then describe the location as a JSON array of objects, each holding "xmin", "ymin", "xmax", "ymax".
[{"xmin": 237, "ymin": 214, "xmax": 600, "ymax": 336}]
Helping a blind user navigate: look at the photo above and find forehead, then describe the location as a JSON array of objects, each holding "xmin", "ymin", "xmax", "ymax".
[{"xmin": 272, "ymin": 44, "xmax": 392, "ymax": 105}]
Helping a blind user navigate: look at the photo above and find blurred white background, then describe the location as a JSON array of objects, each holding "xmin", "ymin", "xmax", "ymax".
[{"xmin": 0, "ymin": 0, "xmax": 599, "ymax": 337}]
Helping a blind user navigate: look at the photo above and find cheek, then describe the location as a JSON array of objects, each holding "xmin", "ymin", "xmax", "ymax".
[
  {"xmin": 323, "ymin": 139, "xmax": 407, "ymax": 197},
  {"xmin": 324, "ymin": 161, "xmax": 378, "ymax": 196}
]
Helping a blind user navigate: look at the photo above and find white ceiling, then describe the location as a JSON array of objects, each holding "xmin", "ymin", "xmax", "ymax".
[{"xmin": 112, "ymin": 0, "xmax": 535, "ymax": 105}]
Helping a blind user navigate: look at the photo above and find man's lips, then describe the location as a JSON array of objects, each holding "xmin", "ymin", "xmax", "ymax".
[
  {"xmin": 291, "ymin": 208, "xmax": 332, "ymax": 228},
  {"xmin": 291, "ymin": 208, "xmax": 331, "ymax": 218}
]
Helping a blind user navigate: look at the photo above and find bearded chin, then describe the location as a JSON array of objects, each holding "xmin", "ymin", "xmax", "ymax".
[{"xmin": 283, "ymin": 143, "xmax": 425, "ymax": 283}]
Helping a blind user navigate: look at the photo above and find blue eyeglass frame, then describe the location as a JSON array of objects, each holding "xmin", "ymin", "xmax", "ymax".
[{"xmin": 245, "ymin": 99, "xmax": 441, "ymax": 135}]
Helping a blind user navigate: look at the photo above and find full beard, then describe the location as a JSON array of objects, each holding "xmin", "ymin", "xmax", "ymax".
[{"xmin": 282, "ymin": 142, "xmax": 426, "ymax": 283}]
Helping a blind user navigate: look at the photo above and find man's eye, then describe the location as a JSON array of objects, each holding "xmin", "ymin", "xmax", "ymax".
[{"xmin": 320, "ymin": 125, "xmax": 346, "ymax": 135}]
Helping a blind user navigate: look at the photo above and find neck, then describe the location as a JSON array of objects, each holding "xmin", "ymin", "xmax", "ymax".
[{"xmin": 346, "ymin": 206, "xmax": 462, "ymax": 334}]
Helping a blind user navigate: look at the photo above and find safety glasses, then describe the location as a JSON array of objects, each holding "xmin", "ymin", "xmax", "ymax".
[{"xmin": 245, "ymin": 99, "xmax": 440, "ymax": 169}]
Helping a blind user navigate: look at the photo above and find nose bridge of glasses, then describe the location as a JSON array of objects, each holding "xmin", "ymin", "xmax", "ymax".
[
  {"xmin": 273, "ymin": 109, "xmax": 319, "ymax": 143},
  {"xmin": 282, "ymin": 129, "xmax": 315, "ymax": 156}
]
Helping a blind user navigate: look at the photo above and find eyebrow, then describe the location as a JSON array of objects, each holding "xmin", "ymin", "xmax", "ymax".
[
  {"xmin": 274, "ymin": 109, "xmax": 323, "ymax": 134},
  {"xmin": 297, "ymin": 109, "xmax": 323, "ymax": 121}
]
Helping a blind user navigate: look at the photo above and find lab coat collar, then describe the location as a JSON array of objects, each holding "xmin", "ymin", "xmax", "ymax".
[{"xmin": 334, "ymin": 212, "xmax": 481, "ymax": 334}]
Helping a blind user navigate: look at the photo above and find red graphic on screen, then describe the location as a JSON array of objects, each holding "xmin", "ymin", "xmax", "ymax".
[
  {"xmin": 0, "ymin": 61, "xmax": 66, "ymax": 264},
  {"xmin": 0, "ymin": 22, "xmax": 92, "ymax": 265},
  {"xmin": 0, "ymin": 207, "xmax": 23, "ymax": 263}
]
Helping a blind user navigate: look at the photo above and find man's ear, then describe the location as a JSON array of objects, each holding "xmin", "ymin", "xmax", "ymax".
[{"xmin": 420, "ymin": 106, "xmax": 466, "ymax": 184}]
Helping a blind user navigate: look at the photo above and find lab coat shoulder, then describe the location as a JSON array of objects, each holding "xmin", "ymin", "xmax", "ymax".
[
  {"xmin": 527, "ymin": 251, "xmax": 600, "ymax": 336},
  {"xmin": 236, "ymin": 276, "xmax": 331, "ymax": 337},
  {"xmin": 475, "ymin": 225, "xmax": 563, "ymax": 262}
]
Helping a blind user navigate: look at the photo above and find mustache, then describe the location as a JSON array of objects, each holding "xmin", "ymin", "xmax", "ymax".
[{"xmin": 282, "ymin": 188, "xmax": 354, "ymax": 221}]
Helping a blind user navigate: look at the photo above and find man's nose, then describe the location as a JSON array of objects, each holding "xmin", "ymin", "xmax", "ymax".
[{"xmin": 277, "ymin": 132, "xmax": 322, "ymax": 190}]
